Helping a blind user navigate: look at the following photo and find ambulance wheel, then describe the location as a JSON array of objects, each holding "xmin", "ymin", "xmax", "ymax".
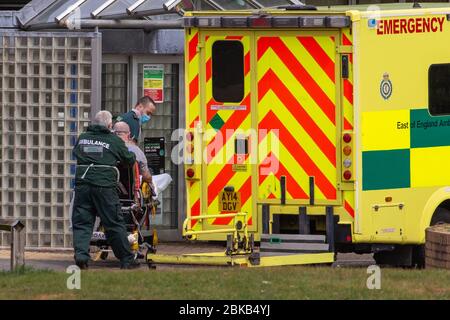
[
  {"xmin": 411, "ymin": 245, "xmax": 425, "ymax": 269},
  {"xmin": 414, "ymin": 207, "xmax": 450, "ymax": 268},
  {"xmin": 430, "ymin": 207, "xmax": 450, "ymax": 225},
  {"xmin": 374, "ymin": 246, "xmax": 413, "ymax": 268}
]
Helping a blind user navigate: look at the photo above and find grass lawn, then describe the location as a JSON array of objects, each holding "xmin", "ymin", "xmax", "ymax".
[{"xmin": 0, "ymin": 266, "xmax": 449, "ymax": 300}]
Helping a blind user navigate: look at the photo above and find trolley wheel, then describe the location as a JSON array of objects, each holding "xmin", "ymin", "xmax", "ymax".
[{"xmin": 100, "ymin": 251, "xmax": 109, "ymax": 260}]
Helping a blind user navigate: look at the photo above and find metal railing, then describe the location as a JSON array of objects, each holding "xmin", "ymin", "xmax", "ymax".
[{"xmin": 0, "ymin": 219, "xmax": 25, "ymax": 271}]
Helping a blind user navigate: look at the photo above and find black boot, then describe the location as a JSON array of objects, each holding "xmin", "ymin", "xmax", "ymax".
[
  {"xmin": 120, "ymin": 258, "xmax": 140, "ymax": 270},
  {"xmin": 75, "ymin": 260, "xmax": 89, "ymax": 270}
]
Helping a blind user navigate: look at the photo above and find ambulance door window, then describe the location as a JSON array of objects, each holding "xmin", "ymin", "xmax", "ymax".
[
  {"xmin": 212, "ymin": 40, "xmax": 244, "ymax": 102},
  {"xmin": 429, "ymin": 63, "xmax": 450, "ymax": 116}
]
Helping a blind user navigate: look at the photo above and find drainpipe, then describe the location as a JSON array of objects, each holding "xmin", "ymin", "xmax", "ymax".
[{"xmin": 63, "ymin": 19, "xmax": 183, "ymax": 31}]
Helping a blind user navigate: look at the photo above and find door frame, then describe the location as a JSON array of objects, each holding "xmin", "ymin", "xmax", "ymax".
[
  {"xmin": 132, "ymin": 54, "xmax": 186, "ymax": 240},
  {"xmin": 198, "ymin": 30, "xmax": 258, "ymax": 231}
]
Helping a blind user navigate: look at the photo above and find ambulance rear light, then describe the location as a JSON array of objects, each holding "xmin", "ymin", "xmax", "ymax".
[
  {"xmin": 221, "ymin": 17, "xmax": 248, "ymax": 28},
  {"xmin": 184, "ymin": 15, "xmax": 351, "ymax": 29},
  {"xmin": 343, "ymin": 159, "xmax": 352, "ymax": 168},
  {"xmin": 186, "ymin": 132, "xmax": 194, "ymax": 142},
  {"xmin": 342, "ymin": 131, "xmax": 354, "ymax": 182},
  {"xmin": 325, "ymin": 16, "xmax": 351, "ymax": 28},
  {"xmin": 185, "ymin": 155, "xmax": 194, "ymax": 165},
  {"xmin": 197, "ymin": 17, "xmax": 221, "ymax": 27},
  {"xmin": 343, "ymin": 170, "xmax": 352, "ymax": 180},
  {"xmin": 299, "ymin": 16, "xmax": 326, "ymax": 28},
  {"xmin": 343, "ymin": 133, "xmax": 352, "ymax": 143},
  {"xmin": 186, "ymin": 168, "xmax": 195, "ymax": 178},
  {"xmin": 248, "ymin": 16, "xmax": 272, "ymax": 28},
  {"xmin": 186, "ymin": 144, "xmax": 194, "ymax": 154},
  {"xmin": 343, "ymin": 146, "xmax": 352, "ymax": 156},
  {"xmin": 272, "ymin": 17, "xmax": 299, "ymax": 28}
]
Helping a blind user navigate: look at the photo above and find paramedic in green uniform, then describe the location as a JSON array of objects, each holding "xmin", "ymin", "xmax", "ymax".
[
  {"xmin": 72, "ymin": 110, "xmax": 139, "ymax": 270},
  {"xmin": 116, "ymin": 96, "xmax": 156, "ymax": 143}
]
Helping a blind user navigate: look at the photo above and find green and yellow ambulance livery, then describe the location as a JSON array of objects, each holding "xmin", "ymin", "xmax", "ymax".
[{"xmin": 182, "ymin": 4, "xmax": 450, "ymax": 266}]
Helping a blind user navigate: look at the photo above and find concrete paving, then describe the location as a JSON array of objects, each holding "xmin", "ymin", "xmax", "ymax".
[{"xmin": 0, "ymin": 242, "xmax": 375, "ymax": 271}]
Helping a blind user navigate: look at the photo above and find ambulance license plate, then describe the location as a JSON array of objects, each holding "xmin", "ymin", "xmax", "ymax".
[{"xmin": 219, "ymin": 191, "xmax": 241, "ymax": 212}]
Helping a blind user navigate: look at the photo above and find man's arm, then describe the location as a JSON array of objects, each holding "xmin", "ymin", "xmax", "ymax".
[
  {"xmin": 115, "ymin": 137, "xmax": 136, "ymax": 166},
  {"xmin": 140, "ymin": 166, "xmax": 152, "ymax": 184},
  {"xmin": 133, "ymin": 146, "xmax": 152, "ymax": 183}
]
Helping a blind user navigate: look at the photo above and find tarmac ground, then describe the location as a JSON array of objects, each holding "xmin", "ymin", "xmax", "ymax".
[{"xmin": 0, "ymin": 242, "xmax": 375, "ymax": 271}]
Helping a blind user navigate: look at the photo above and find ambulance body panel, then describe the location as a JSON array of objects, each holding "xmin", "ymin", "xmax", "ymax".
[
  {"xmin": 351, "ymin": 9, "xmax": 450, "ymax": 244},
  {"xmin": 183, "ymin": 5, "xmax": 450, "ymax": 257}
]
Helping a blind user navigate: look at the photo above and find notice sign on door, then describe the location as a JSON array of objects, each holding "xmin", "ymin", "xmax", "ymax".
[
  {"xmin": 144, "ymin": 137, "xmax": 165, "ymax": 175},
  {"xmin": 143, "ymin": 64, "xmax": 164, "ymax": 103}
]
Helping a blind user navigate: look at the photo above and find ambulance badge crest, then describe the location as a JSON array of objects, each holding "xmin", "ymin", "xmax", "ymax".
[{"xmin": 380, "ymin": 72, "xmax": 392, "ymax": 100}]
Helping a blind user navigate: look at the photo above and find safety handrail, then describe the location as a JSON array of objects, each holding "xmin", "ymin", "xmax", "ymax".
[{"xmin": 182, "ymin": 212, "xmax": 248, "ymax": 239}]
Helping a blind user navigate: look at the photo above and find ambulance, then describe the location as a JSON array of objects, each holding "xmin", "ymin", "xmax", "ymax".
[{"xmin": 181, "ymin": 4, "xmax": 450, "ymax": 267}]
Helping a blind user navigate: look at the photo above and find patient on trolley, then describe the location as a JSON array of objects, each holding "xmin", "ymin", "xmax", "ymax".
[{"xmin": 114, "ymin": 121, "xmax": 152, "ymax": 185}]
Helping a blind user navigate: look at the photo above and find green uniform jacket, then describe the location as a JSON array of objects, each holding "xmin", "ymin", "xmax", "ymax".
[
  {"xmin": 116, "ymin": 110, "xmax": 140, "ymax": 142},
  {"xmin": 73, "ymin": 124, "xmax": 136, "ymax": 187}
]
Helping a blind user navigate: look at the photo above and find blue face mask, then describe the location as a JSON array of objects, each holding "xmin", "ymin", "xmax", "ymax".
[{"xmin": 140, "ymin": 114, "xmax": 151, "ymax": 124}]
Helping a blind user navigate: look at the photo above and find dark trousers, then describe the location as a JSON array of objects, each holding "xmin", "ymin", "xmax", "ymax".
[{"xmin": 72, "ymin": 184, "xmax": 134, "ymax": 265}]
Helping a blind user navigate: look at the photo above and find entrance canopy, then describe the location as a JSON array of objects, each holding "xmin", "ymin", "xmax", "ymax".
[{"xmin": 17, "ymin": 0, "xmax": 302, "ymax": 30}]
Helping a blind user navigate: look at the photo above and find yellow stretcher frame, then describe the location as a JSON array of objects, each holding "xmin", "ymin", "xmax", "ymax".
[
  {"xmin": 146, "ymin": 212, "xmax": 335, "ymax": 267},
  {"xmin": 147, "ymin": 251, "xmax": 334, "ymax": 267}
]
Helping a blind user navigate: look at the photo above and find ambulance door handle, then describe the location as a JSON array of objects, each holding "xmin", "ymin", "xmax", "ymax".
[
  {"xmin": 280, "ymin": 176, "xmax": 286, "ymax": 205},
  {"xmin": 234, "ymin": 136, "xmax": 249, "ymax": 155},
  {"xmin": 372, "ymin": 203, "xmax": 405, "ymax": 212},
  {"xmin": 341, "ymin": 55, "xmax": 349, "ymax": 79}
]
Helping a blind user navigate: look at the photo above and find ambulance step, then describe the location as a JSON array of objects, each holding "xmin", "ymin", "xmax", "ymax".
[
  {"xmin": 259, "ymin": 252, "xmax": 306, "ymax": 257},
  {"xmin": 260, "ymin": 242, "xmax": 329, "ymax": 254},
  {"xmin": 261, "ymin": 234, "xmax": 326, "ymax": 243}
]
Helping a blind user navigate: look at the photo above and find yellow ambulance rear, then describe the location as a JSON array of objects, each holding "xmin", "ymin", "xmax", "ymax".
[{"xmin": 182, "ymin": 4, "xmax": 450, "ymax": 267}]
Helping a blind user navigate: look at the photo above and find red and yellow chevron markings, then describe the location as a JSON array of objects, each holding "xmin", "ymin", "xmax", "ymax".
[
  {"xmin": 186, "ymin": 30, "xmax": 201, "ymax": 228},
  {"xmin": 342, "ymin": 30, "xmax": 354, "ymax": 131},
  {"xmin": 259, "ymin": 112, "xmax": 336, "ymax": 200},
  {"xmin": 258, "ymin": 70, "xmax": 336, "ymax": 165},
  {"xmin": 258, "ymin": 36, "xmax": 336, "ymax": 124},
  {"xmin": 187, "ymin": 31, "xmax": 200, "ymax": 129},
  {"xmin": 257, "ymin": 35, "xmax": 337, "ymax": 202},
  {"xmin": 342, "ymin": 29, "xmax": 355, "ymax": 219},
  {"xmin": 187, "ymin": 30, "xmax": 356, "ymax": 229},
  {"xmin": 202, "ymin": 34, "xmax": 253, "ymax": 227}
]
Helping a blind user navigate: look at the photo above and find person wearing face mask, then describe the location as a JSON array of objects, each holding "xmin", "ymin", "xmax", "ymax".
[
  {"xmin": 113, "ymin": 121, "xmax": 152, "ymax": 185},
  {"xmin": 116, "ymin": 96, "xmax": 156, "ymax": 145}
]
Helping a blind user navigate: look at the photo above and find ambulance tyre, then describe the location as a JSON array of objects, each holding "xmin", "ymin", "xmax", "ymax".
[
  {"xmin": 430, "ymin": 207, "xmax": 450, "ymax": 225},
  {"xmin": 412, "ymin": 207, "xmax": 450, "ymax": 268},
  {"xmin": 411, "ymin": 246, "xmax": 425, "ymax": 269},
  {"xmin": 374, "ymin": 246, "xmax": 414, "ymax": 268}
]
